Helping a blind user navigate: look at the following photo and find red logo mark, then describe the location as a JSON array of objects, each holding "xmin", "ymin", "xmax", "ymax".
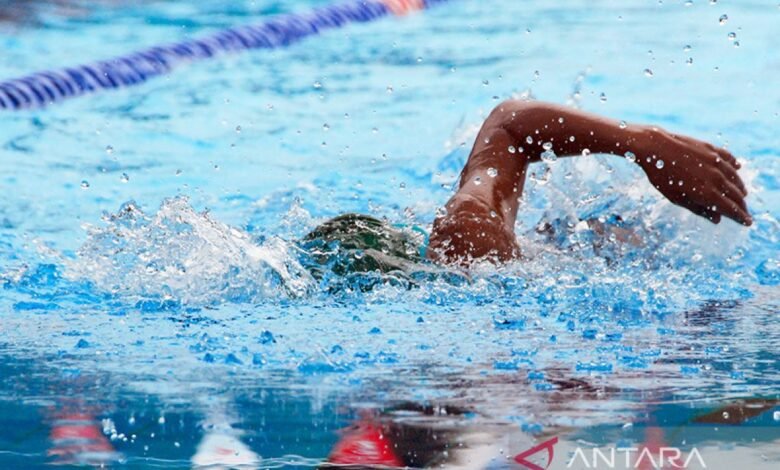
[{"xmin": 514, "ymin": 436, "xmax": 559, "ymax": 470}]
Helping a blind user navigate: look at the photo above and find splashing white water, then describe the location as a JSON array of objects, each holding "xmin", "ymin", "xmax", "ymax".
[{"xmin": 66, "ymin": 197, "xmax": 313, "ymax": 305}]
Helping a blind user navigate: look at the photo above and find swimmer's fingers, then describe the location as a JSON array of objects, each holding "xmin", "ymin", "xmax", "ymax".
[
  {"xmin": 725, "ymin": 169, "xmax": 748, "ymax": 197},
  {"xmin": 685, "ymin": 176, "xmax": 750, "ymax": 226},
  {"xmin": 710, "ymin": 150, "xmax": 748, "ymax": 197},
  {"xmin": 718, "ymin": 148, "xmax": 741, "ymax": 169},
  {"xmin": 709, "ymin": 162, "xmax": 750, "ymax": 222},
  {"xmin": 709, "ymin": 188, "xmax": 752, "ymax": 226},
  {"xmin": 720, "ymin": 178, "xmax": 749, "ymax": 215},
  {"xmin": 705, "ymin": 141, "xmax": 741, "ymax": 170},
  {"xmin": 690, "ymin": 204, "xmax": 721, "ymax": 224}
]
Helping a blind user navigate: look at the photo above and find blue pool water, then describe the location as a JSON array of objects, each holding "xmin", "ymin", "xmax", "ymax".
[{"xmin": 1, "ymin": 0, "xmax": 778, "ymax": 468}]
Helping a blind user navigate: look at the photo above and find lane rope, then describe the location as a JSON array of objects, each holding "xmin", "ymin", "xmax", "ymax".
[{"xmin": 0, "ymin": 0, "xmax": 450, "ymax": 110}]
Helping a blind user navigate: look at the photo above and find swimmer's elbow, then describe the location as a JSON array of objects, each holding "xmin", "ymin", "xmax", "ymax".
[{"xmin": 486, "ymin": 99, "xmax": 547, "ymax": 131}]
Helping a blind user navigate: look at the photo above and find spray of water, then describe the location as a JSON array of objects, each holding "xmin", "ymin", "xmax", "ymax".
[{"xmin": 65, "ymin": 197, "xmax": 314, "ymax": 306}]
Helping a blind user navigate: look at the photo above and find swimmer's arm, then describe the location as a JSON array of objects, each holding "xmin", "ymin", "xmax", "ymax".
[
  {"xmin": 486, "ymin": 100, "xmax": 750, "ymax": 225},
  {"xmin": 428, "ymin": 100, "xmax": 751, "ymax": 265}
]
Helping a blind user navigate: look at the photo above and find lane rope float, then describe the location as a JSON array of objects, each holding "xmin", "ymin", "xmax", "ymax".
[{"xmin": 0, "ymin": 0, "xmax": 450, "ymax": 110}]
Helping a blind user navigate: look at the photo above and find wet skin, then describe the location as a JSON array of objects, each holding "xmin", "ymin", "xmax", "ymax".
[{"xmin": 427, "ymin": 100, "xmax": 751, "ymax": 265}]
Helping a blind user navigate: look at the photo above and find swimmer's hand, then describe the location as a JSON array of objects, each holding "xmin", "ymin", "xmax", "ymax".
[{"xmin": 636, "ymin": 126, "xmax": 751, "ymax": 226}]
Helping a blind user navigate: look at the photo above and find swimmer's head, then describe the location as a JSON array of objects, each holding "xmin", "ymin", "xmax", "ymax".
[{"xmin": 300, "ymin": 214, "xmax": 424, "ymax": 276}]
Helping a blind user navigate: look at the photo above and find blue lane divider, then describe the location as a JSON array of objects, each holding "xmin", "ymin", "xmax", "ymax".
[{"xmin": 0, "ymin": 0, "xmax": 450, "ymax": 110}]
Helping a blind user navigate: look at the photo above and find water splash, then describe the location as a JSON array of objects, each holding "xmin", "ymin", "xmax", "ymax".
[{"xmin": 65, "ymin": 197, "xmax": 314, "ymax": 305}]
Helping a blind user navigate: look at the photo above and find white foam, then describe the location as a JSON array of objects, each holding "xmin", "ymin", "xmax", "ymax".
[{"xmin": 65, "ymin": 197, "xmax": 313, "ymax": 305}]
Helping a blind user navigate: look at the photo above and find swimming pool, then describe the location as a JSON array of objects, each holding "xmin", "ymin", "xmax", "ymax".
[{"xmin": 0, "ymin": 0, "xmax": 778, "ymax": 468}]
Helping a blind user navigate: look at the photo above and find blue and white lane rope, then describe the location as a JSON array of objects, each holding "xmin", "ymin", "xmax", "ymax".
[{"xmin": 0, "ymin": 0, "xmax": 450, "ymax": 110}]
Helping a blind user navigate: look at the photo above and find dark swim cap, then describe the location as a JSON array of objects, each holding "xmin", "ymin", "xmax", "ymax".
[{"xmin": 300, "ymin": 214, "xmax": 424, "ymax": 276}]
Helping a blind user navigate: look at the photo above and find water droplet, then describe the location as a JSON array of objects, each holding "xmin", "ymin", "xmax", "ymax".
[
  {"xmin": 542, "ymin": 142, "xmax": 553, "ymax": 151},
  {"xmin": 727, "ymin": 32, "xmax": 737, "ymax": 41},
  {"xmin": 656, "ymin": 160, "xmax": 665, "ymax": 169},
  {"xmin": 235, "ymin": 125, "xmax": 242, "ymax": 134},
  {"xmin": 80, "ymin": 180, "xmax": 90, "ymax": 189},
  {"xmin": 719, "ymin": 14, "xmax": 728, "ymax": 25},
  {"xmin": 487, "ymin": 167, "xmax": 498, "ymax": 178},
  {"xmin": 599, "ymin": 92, "xmax": 607, "ymax": 103},
  {"xmin": 541, "ymin": 149, "xmax": 557, "ymax": 163},
  {"xmin": 259, "ymin": 330, "xmax": 276, "ymax": 344},
  {"xmin": 482, "ymin": 79, "xmax": 490, "ymax": 86},
  {"xmin": 386, "ymin": 85, "xmax": 394, "ymax": 94},
  {"xmin": 532, "ymin": 166, "xmax": 552, "ymax": 185},
  {"xmin": 526, "ymin": 136, "xmax": 534, "ymax": 144},
  {"xmin": 722, "ymin": 412, "xmax": 730, "ymax": 419},
  {"xmin": 582, "ymin": 148, "xmax": 592, "ymax": 157},
  {"xmin": 619, "ymin": 120, "xmax": 628, "ymax": 129},
  {"xmin": 175, "ymin": 169, "xmax": 182, "ymax": 176},
  {"xmin": 686, "ymin": 57, "xmax": 694, "ymax": 65},
  {"xmin": 158, "ymin": 416, "xmax": 165, "ymax": 425},
  {"xmin": 105, "ymin": 145, "xmax": 114, "ymax": 155},
  {"xmin": 120, "ymin": 173, "xmax": 129, "ymax": 183},
  {"xmin": 322, "ymin": 123, "xmax": 330, "ymax": 131},
  {"xmin": 683, "ymin": 44, "xmax": 692, "ymax": 52},
  {"xmin": 624, "ymin": 151, "xmax": 636, "ymax": 163},
  {"xmin": 399, "ymin": 182, "xmax": 406, "ymax": 190},
  {"xmin": 773, "ymin": 411, "xmax": 780, "ymax": 421},
  {"xmin": 313, "ymin": 81, "xmax": 323, "ymax": 89},
  {"xmin": 508, "ymin": 145, "xmax": 517, "ymax": 154},
  {"xmin": 473, "ymin": 176, "xmax": 482, "ymax": 186},
  {"xmin": 644, "ymin": 68, "xmax": 654, "ymax": 77}
]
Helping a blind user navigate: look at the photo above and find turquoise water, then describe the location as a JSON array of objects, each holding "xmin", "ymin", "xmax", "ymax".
[{"xmin": 1, "ymin": 0, "xmax": 778, "ymax": 468}]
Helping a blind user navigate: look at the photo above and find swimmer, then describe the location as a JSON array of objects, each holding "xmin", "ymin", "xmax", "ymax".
[{"xmin": 304, "ymin": 100, "xmax": 750, "ymax": 271}]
